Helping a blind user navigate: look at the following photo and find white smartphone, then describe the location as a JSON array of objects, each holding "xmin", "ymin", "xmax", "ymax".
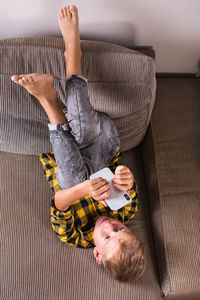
[{"xmin": 90, "ymin": 167, "xmax": 132, "ymax": 211}]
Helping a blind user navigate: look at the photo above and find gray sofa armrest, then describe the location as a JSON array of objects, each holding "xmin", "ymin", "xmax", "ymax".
[{"xmin": 142, "ymin": 76, "xmax": 200, "ymax": 297}]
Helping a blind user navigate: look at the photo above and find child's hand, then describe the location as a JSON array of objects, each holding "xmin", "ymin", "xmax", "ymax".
[
  {"xmin": 86, "ymin": 178, "xmax": 110, "ymax": 207},
  {"xmin": 112, "ymin": 165, "xmax": 134, "ymax": 192}
]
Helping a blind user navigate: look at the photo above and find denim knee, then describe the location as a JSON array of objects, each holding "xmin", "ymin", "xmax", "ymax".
[
  {"xmin": 65, "ymin": 76, "xmax": 101, "ymax": 147},
  {"xmin": 76, "ymin": 116, "xmax": 101, "ymax": 147}
]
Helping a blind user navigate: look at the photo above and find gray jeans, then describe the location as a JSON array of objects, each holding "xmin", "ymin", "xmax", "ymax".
[{"xmin": 49, "ymin": 75, "xmax": 120, "ymax": 189}]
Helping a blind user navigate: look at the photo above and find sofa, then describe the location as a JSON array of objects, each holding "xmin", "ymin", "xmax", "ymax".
[{"xmin": 0, "ymin": 37, "xmax": 199, "ymax": 300}]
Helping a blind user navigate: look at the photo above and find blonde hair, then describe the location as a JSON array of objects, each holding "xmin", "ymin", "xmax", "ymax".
[{"xmin": 103, "ymin": 235, "xmax": 146, "ymax": 282}]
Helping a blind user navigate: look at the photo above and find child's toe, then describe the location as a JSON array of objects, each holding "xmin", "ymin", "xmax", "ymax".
[
  {"xmin": 70, "ymin": 5, "xmax": 78, "ymax": 15},
  {"xmin": 59, "ymin": 8, "xmax": 64, "ymax": 19},
  {"xmin": 22, "ymin": 77, "xmax": 28, "ymax": 83},
  {"xmin": 11, "ymin": 75, "xmax": 20, "ymax": 83},
  {"xmin": 63, "ymin": 6, "xmax": 68, "ymax": 17},
  {"xmin": 66, "ymin": 6, "xmax": 72, "ymax": 18},
  {"xmin": 18, "ymin": 79, "xmax": 25, "ymax": 85}
]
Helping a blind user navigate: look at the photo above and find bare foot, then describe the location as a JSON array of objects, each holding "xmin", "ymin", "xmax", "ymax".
[
  {"xmin": 11, "ymin": 73, "xmax": 57, "ymax": 102},
  {"xmin": 11, "ymin": 73, "xmax": 67, "ymax": 124},
  {"xmin": 58, "ymin": 5, "xmax": 82, "ymax": 59}
]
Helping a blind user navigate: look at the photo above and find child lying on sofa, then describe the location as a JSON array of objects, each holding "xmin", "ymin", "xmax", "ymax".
[{"xmin": 11, "ymin": 5, "xmax": 146, "ymax": 282}]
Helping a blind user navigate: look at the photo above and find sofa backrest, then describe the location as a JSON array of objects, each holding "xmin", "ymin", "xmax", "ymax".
[{"xmin": 0, "ymin": 37, "xmax": 156, "ymax": 154}]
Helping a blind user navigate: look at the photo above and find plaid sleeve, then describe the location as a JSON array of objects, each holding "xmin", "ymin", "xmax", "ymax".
[
  {"xmin": 50, "ymin": 197, "xmax": 94, "ymax": 248},
  {"xmin": 106, "ymin": 151, "xmax": 121, "ymax": 172},
  {"xmin": 119, "ymin": 181, "xmax": 139, "ymax": 224},
  {"xmin": 39, "ymin": 152, "xmax": 61, "ymax": 193},
  {"xmin": 50, "ymin": 198, "xmax": 79, "ymax": 246},
  {"xmin": 40, "ymin": 152, "xmax": 94, "ymax": 248}
]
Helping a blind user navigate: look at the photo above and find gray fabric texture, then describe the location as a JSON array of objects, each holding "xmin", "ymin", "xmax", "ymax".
[
  {"xmin": 0, "ymin": 149, "xmax": 162, "ymax": 300},
  {"xmin": 0, "ymin": 37, "xmax": 156, "ymax": 154},
  {"xmin": 142, "ymin": 78, "xmax": 200, "ymax": 296}
]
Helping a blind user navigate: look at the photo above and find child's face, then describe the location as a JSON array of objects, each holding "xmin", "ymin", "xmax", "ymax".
[{"xmin": 93, "ymin": 216, "xmax": 136, "ymax": 264}]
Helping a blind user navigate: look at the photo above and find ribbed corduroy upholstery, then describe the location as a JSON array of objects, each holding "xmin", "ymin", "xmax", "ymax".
[
  {"xmin": 0, "ymin": 37, "xmax": 161, "ymax": 299},
  {"xmin": 0, "ymin": 37, "xmax": 156, "ymax": 154},
  {"xmin": 142, "ymin": 78, "xmax": 200, "ymax": 296},
  {"xmin": 0, "ymin": 149, "xmax": 162, "ymax": 300}
]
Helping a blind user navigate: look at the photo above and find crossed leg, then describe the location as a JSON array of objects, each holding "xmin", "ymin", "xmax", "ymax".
[
  {"xmin": 11, "ymin": 5, "xmax": 119, "ymax": 189},
  {"xmin": 11, "ymin": 5, "xmax": 100, "ymax": 146},
  {"xmin": 11, "ymin": 6, "xmax": 101, "ymax": 188},
  {"xmin": 11, "ymin": 5, "xmax": 82, "ymax": 126}
]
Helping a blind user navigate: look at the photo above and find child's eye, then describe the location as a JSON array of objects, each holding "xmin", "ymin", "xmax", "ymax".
[
  {"xmin": 104, "ymin": 236, "xmax": 110, "ymax": 240},
  {"xmin": 118, "ymin": 228, "xmax": 124, "ymax": 232}
]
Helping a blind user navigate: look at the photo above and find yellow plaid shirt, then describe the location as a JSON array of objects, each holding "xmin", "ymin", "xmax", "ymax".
[{"xmin": 39, "ymin": 151, "xmax": 138, "ymax": 248}]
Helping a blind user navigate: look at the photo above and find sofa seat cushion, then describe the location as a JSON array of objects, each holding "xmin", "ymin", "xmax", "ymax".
[
  {"xmin": 1, "ymin": 149, "xmax": 161, "ymax": 300},
  {"xmin": 142, "ymin": 78, "xmax": 200, "ymax": 296},
  {"xmin": 0, "ymin": 37, "xmax": 156, "ymax": 154}
]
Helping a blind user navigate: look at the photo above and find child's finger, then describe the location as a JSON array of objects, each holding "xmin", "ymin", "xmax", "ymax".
[
  {"xmin": 115, "ymin": 165, "xmax": 129, "ymax": 174},
  {"xmin": 95, "ymin": 188, "xmax": 110, "ymax": 200},
  {"xmin": 93, "ymin": 178, "xmax": 107, "ymax": 189},
  {"xmin": 91, "ymin": 177, "xmax": 103, "ymax": 184},
  {"xmin": 113, "ymin": 183, "xmax": 129, "ymax": 191},
  {"xmin": 112, "ymin": 177, "xmax": 131, "ymax": 185},
  {"xmin": 95, "ymin": 182, "xmax": 110, "ymax": 196},
  {"xmin": 113, "ymin": 173, "xmax": 132, "ymax": 180}
]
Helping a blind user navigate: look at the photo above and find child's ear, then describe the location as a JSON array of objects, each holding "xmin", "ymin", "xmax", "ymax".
[{"xmin": 93, "ymin": 247, "xmax": 103, "ymax": 265}]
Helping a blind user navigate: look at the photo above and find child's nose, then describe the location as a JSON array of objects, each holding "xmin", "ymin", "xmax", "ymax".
[{"xmin": 104, "ymin": 222, "xmax": 115, "ymax": 232}]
